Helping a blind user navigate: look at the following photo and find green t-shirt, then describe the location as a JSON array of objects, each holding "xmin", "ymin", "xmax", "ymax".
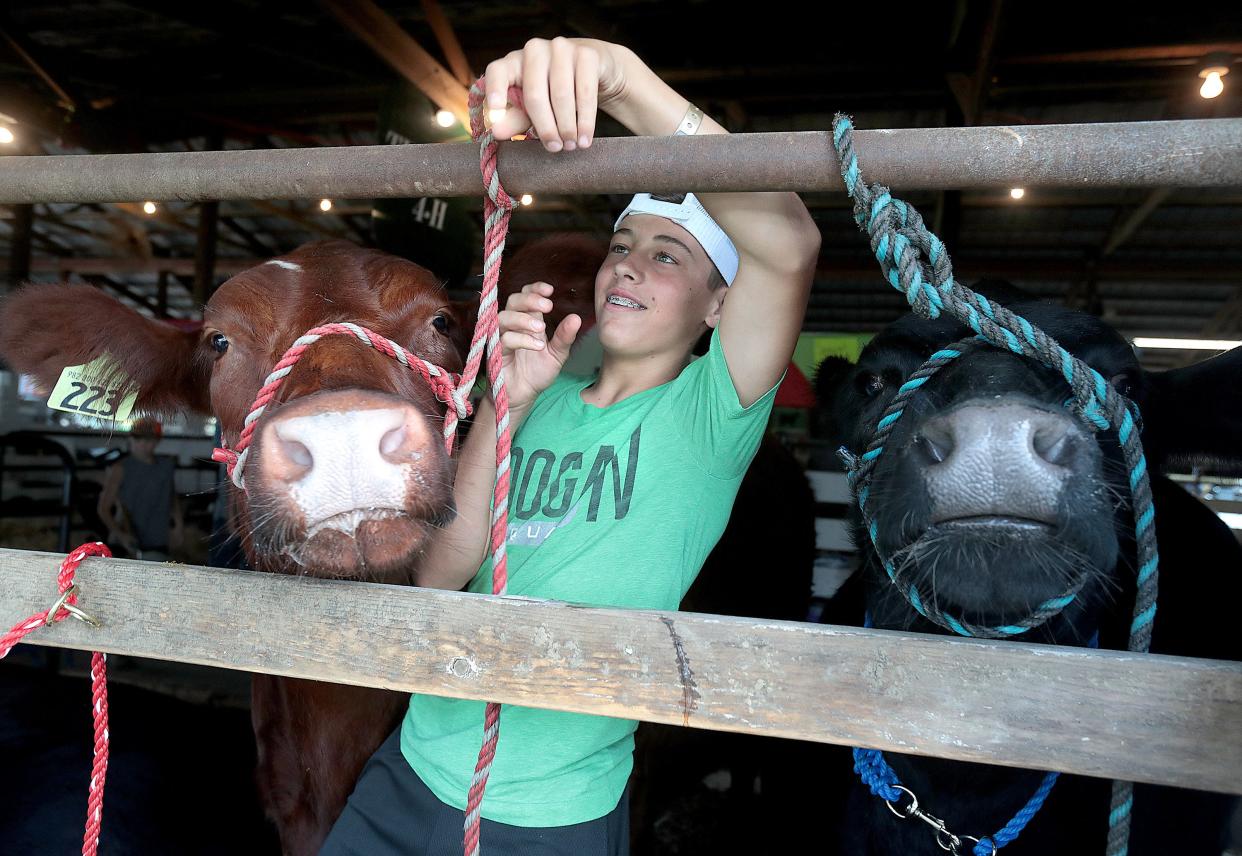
[{"xmin": 400, "ymin": 329, "xmax": 779, "ymax": 827}]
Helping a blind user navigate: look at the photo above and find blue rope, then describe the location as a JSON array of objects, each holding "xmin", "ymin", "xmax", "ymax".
[
  {"xmin": 985, "ymin": 773, "xmax": 1059, "ymax": 852},
  {"xmin": 832, "ymin": 115, "xmax": 1157, "ymax": 856},
  {"xmin": 854, "ymin": 747, "xmax": 1058, "ymax": 856},
  {"xmin": 853, "ymin": 620, "xmax": 1098, "ymax": 854}
]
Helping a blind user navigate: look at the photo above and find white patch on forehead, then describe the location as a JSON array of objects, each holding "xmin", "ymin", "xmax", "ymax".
[{"xmin": 265, "ymin": 260, "xmax": 303, "ymax": 272}]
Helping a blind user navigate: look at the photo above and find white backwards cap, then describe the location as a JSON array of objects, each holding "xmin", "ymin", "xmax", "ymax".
[{"xmin": 613, "ymin": 193, "xmax": 740, "ymax": 286}]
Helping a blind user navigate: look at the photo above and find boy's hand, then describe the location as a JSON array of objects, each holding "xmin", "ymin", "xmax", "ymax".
[
  {"xmin": 484, "ymin": 37, "xmax": 630, "ymax": 152},
  {"xmin": 498, "ymin": 282, "xmax": 581, "ymax": 418}
]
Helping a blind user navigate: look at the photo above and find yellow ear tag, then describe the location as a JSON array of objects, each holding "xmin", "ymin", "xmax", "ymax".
[{"xmin": 47, "ymin": 355, "xmax": 138, "ymax": 421}]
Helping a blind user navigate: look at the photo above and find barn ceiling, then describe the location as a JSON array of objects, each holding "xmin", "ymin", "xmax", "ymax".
[{"xmin": 0, "ymin": 1, "xmax": 1239, "ymax": 370}]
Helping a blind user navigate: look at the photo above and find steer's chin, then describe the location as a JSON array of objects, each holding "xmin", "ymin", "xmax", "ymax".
[
  {"xmin": 288, "ymin": 511, "xmax": 432, "ymax": 582},
  {"xmin": 897, "ymin": 521, "xmax": 1090, "ymax": 618}
]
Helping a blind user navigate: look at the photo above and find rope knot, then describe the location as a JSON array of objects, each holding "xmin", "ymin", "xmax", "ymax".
[{"xmin": 468, "ymin": 80, "xmax": 526, "ymax": 212}]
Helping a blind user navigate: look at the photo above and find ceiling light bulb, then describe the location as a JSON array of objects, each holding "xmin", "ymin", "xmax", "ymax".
[
  {"xmin": 435, "ymin": 109, "xmax": 455, "ymax": 128},
  {"xmin": 1198, "ymin": 54, "xmax": 1231, "ymax": 99},
  {"xmin": 142, "ymin": 201, "xmax": 157, "ymax": 215},
  {"xmin": 519, "ymin": 194, "xmax": 533, "ymax": 206},
  {"xmin": 319, "ymin": 198, "xmax": 333, "ymax": 212},
  {"xmin": 1010, "ymin": 187, "xmax": 1025, "ymax": 199},
  {"xmin": 1200, "ymin": 71, "xmax": 1225, "ymax": 99}
]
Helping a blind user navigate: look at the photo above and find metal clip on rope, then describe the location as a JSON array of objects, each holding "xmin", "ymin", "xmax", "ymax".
[
  {"xmin": 45, "ymin": 584, "xmax": 101, "ymax": 627},
  {"xmin": 884, "ymin": 785, "xmax": 997, "ymax": 856}
]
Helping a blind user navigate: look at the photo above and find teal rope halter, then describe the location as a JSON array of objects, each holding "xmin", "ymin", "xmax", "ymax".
[{"xmin": 839, "ymin": 336, "xmax": 1093, "ymax": 639}]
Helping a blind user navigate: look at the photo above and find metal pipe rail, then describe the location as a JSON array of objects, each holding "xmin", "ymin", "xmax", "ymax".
[
  {"xmin": 0, "ymin": 119, "xmax": 1238, "ymax": 204},
  {"xmin": 4, "ymin": 549, "xmax": 1241, "ymax": 795}
]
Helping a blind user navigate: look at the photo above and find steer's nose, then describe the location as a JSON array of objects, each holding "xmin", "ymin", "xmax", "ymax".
[
  {"xmin": 915, "ymin": 402, "xmax": 1083, "ymax": 524},
  {"xmin": 256, "ymin": 390, "xmax": 438, "ymax": 520}
]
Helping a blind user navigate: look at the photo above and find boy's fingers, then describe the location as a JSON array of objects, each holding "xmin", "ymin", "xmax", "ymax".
[{"xmin": 500, "ymin": 330, "xmax": 546, "ymax": 352}]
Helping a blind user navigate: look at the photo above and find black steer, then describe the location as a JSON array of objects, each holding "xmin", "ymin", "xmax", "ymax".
[{"xmin": 816, "ymin": 282, "xmax": 1242, "ymax": 856}]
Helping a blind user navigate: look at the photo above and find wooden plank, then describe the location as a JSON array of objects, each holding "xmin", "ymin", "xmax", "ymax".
[
  {"xmin": 419, "ymin": 0, "xmax": 473, "ymax": 88},
  {"xmin": 3, "ymin": 548, "xmax": 1241, "ymax": 794}
]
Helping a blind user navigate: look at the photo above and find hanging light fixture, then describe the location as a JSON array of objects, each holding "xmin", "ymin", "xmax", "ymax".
[
  {"xmin": 0, "ymin": 112, "xmax": 18, "ymax": 146},
  {"xmin": 1198, "ymin": 53, "xmax": 1232, "ymax": 99}
]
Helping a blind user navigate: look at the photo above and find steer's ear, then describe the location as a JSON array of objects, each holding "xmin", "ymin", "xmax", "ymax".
[
  {"xmin": 812, "ymin": 356, "xmax": 857, "ymax": 451},
  {"xmin": 814, "ymin": 356, "xmax": 855, "ymax": 407},
  {"xmin": 0, "ymin": 283, "xmax": 211, "ymax": 414},
  {"xmin": 1142, "ymin": 346, "xmax": 1242, "ymax": 469}
]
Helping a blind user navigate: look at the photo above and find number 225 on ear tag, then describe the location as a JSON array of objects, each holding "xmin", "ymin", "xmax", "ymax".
[{"xmin": 47, "ymin": 356, "xmax": 138, "ymax": 421}]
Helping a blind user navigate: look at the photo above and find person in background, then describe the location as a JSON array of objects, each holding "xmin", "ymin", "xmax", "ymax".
[{"xmin": 97, "ymin": 417, "xmax": 183, "ymax": 561}]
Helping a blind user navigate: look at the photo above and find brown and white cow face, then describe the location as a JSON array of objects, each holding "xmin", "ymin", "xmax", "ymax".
[{"xmin": 0, "ymin": 240, "xmax": 472, "ymax": 583}]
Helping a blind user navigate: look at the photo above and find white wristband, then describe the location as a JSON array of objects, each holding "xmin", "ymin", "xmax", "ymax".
[{"xmin": 674, "ymin": 103, "xmax": 704, "ymax": 137}]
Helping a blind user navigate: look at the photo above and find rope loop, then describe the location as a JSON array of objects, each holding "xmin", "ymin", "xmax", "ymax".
[{"xmin": 1, "ymin": 542, "xmax": 112, "ymax": 856}]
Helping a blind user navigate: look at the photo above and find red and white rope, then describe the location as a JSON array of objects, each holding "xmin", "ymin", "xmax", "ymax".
[
  {"xmin": 0, "ymin": 542, "xmax": 112, "ymax": 856},
  {"xmin": 460, "ymin": 77, "xmax": 522, "ymax": 856},
  {"xmin": 212, "ymin": 322, "xmax": 470, "ymax": 488}
]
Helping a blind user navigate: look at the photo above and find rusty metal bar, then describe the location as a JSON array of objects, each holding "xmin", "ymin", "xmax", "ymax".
[{"xmin": 0, "ymin": 119, "xmax": 1238, "ymax": 204}]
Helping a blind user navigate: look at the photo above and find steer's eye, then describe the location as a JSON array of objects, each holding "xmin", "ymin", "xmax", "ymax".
[
  {"xmin": 432, "ymin": 314, "xmax": 450, "ymax": 335},
  {"xmin": 856, "ymin": 372, "xmax": 885, "ymax": 397},
  {"xmin": 210, "ymin": 332, "xmax": 230, "ymax": 354}
]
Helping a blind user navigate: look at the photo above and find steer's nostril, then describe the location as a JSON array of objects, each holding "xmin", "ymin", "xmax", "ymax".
[
  {"xmin": 915, "ymin": 426, "xmax": 953, "ymax": 465},
  {"xmin": 284, "ymin": 438, "xmax": 313, "ymax": 468},
  {"xmin": 381, "ymin": 425, "xmax": 407, "ymax": 458},
  {"xmin": 1033, "ymin": 426, "xmax": 1074, "ymax": 468}
]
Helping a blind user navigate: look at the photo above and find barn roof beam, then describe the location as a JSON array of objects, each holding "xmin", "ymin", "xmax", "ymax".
[
  {"xmin": 250, "ymin": 200, "xmax": 353, "ymax": 243},
  {"xmin": 1101, "ymin": 187, "xmax": 1176, "ymax": 257},
  {"xmin": 15, "ymin": 222, "xmax": 169, "ymax": 315},
  {"xmin": 0, "ymin": 15, "xmax": 77, "ymax": 111},
  {"xmin": 320, "ymin": 0, "xmax": 472, "ymax": 128},
  {"xmin": 220, "ymin": 215, "xmax": 280, "ymax": 258},
  {"xmin": 419, "ymin": 0, "xmax": 473, "ymax": 88}
]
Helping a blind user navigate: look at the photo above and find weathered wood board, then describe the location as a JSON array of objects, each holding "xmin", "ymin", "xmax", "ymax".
[{"xmin": 3, "ymin": 549, "xmax": 1240, "ymax": 794}]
